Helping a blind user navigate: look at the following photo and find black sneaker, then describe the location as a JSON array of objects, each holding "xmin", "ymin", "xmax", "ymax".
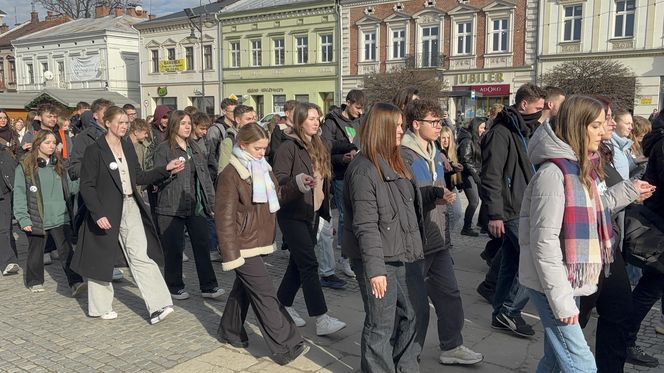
[
  {"xmin": 490, "ymin": 317, "xmax": 509, "ymax": 331},
  {"xmin": 320, "ymin": 274, "xmax": 346, "ymax": 289},
  {"xmin": 460, "ymin": 227, "xmax": 480, "ymax": 237},
  {"xmin": 495, "ymin": 312, "xmax": 535, "ymax": 337},
  {"xmin": 626, "ymin": 346, "xmax": 659, "ymax": 368}
]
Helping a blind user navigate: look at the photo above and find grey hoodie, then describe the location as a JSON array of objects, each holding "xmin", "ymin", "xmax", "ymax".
[{"xmin": 519, "ymin": 122, "xmax": 638, "ymax": 319}]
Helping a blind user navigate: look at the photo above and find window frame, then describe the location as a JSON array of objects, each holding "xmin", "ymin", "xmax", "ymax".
[
  {"xmin": 295, "ymin": 35, "xmax": 309, "ymax": 65},
  {"xmin": 455, "ymin": 21, "xmax": 473, "ymax": 55},
  {"xmin": 185, "ymin": 46, "xmax": 194, "ymax": 71},
  {"xmin": 390, "ymin": 27, "xmax": 407, "ymax": 60},
  {"xmin": 251, "ymin": 39, "xmax": 262, "ymax": 67},
  {"xmin": 203, "ymin": 45, "xmax": 213, "ymax": 70},
  {"xmin": 362, "ymin": 30, "xmax": 377, "ymax": 62},
  {"xmin": 562, "ymin": 4, "xmax": 583, "ymax": 42},
  {"xmin": 421, "ymin": 25, "xmax": 441, "ymax": 67},
  {"xmin": 320, "ymin": 34, "xmax": 334, "ymax": 63},
  {"xmin": 614, "ymin": 0, "xmax": 635, "ymax": 38},
  {"xmin": 490, "ymin": 18, "xmax": 509, "ymax": 53},
  {"xmin": 230, "ymin": 41, "xmax": 241, "ymax": 68},
  {"xmin": 273, "ymin": 38, "xmax": 285, "ymax": 66},
  {"xmin": 26, "ymin": 63, "xmax": 34, "ymax": 84},
  {"xmin": 150, "ymin": 49, "xmax": 159, "ymax": 73},
  {"xmin": 167, "ymin": 47, "xmax": 176, "ymax": 61}
]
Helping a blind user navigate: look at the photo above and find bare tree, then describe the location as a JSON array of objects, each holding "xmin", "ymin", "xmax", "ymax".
[
  {"xmin": 541, "ymin": 59, "xmax": 639, "ymax": 111},
  {"xmin": 36, "ymin": 0, "xmax": 141, "ymax": 19},
  {"xmin": 363, "ymin": 66, "xmax": 446, "ymax": 105}
]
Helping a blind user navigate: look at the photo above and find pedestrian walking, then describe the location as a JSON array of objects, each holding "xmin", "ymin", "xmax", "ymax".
[
  {"xmin": 71, "ymin": 106, "xmax": 184, "ymax": 324},
  {"xmin": 437, "ymin": 126, "xmax": 463, "ymax": 231},
  {"xmin": 273, "ymin": 102, "xmax": 346, "ymax": 336},
  {"xmin": 343, "ymin": 102, "xmax": 423, "ymax": 373},
  {"xmin": 457, "ymin": 117, "xmax": 486, "ymax": 236},
  {"xmin": 215, "ymin": 123, "xmax": 308, "ymax": 365},
  {"xmin": 13, "ymin": 130, "xmax": 85, "ymax": 295},
  {"xmin": 519, "ymin": 95, "xmax": 645, "ymax": 372},
  {"xmin": 152, "ymin": 110, "xmax": 224, "ymax": 301},
  {"xmin": 0, "ymin": 109, "xmax": 20, "ymax": 276}
]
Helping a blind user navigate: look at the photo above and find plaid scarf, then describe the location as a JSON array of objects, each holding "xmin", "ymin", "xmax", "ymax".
[
  {"xmin": 549, "ymin": 158, "xmax": 613, "ymax": 289},
  {"xmin": 232, "ymin": 146, "xmax": 280, "ymax": 213}
]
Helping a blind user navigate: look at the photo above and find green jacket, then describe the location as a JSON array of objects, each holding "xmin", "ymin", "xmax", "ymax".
[{"xmin": 13, "ymin": 162, "xmax": 78, "ymax": 235}]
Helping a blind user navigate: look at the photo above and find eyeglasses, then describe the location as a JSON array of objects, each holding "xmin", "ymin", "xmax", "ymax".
[{"xmin": 418, "ymin": 118, "xmax": 443, "ymax": 127}]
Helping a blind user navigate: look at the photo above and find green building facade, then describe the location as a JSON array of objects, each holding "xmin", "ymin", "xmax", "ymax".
[{"xmin": 218, "ymin": 0, "xmax": 338, "ymax": 118}]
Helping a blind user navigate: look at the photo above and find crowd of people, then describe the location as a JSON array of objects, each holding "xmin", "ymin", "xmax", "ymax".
[{"xmin": 0, "ymin": 83, "xmax": 663, "ymax": 371}]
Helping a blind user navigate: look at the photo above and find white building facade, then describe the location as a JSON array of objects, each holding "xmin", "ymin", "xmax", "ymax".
[
  {"xmin": 538, "ymin": 0, "xmax": 664, "ymax": 115},
  {"xmin": 12, "ymin": 13, "xmax": 143, "ymax": 105}
]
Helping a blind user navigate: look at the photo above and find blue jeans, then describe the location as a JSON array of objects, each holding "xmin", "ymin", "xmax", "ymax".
[
  {"xmin": 333, "ymin": 180, "xmax": 345, "ymax": 249},
  {"xmin": 351, "ymin": 259, "xmax": 419, "ymax": 373},
  {"xmin": 315, "ymin": 217, "xmax": 335, "ymax": 277},
  {"xmin": 446, "ymin": 191, "xmax": 463, "ymax": 232},
  {"xmin": 529, "ymin": 289, "xmax": 597, "ymax": 373},
  {"xmin": 206, "ymin": 217, "xmax": 218, "ymax": 252},
  {"xmin": 492, "ymin": 218, "xmax": 529, "ymax": 318}
]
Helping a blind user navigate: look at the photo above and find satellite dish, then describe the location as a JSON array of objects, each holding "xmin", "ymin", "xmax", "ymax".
[
  {"xmin": 43, "ymin": 71, "xmax": 54, "ymax": 81},
  {"xmin": 135, "ymin": 5, "xmax": 144, "ymax": 15}
]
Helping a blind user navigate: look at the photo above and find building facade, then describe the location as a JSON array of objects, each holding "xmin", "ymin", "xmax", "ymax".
[
  {"xmin": 135, "ymin": 1, "xmax": 236, "ymax": 117},
  {"xmin": 538, "ymin": 0, "xmax": 664, "ymax": 115},
  {"xmin": 12, "ymin": 5, "xmax": 146, "ymax": 106},
  {"xmin": 218, "ymin": 0, "xmax": 338, "ymax": 118},
  {"xmin": 340, "ymin": 0, "xmax": 538, "ymax": 118}
]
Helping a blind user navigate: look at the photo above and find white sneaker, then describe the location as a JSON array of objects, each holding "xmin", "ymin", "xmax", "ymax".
[
  {"xmin": 2, "ymin": 263, "xmax": 20, "ymax": 276},
  {"xmin": 286, "ymin": 306, "xmax": 306, "ymax": 327},
  {"xmin": 100, "ymin": 311, "xmax": 118, "ymax": 320},
  {"xmin": 316, "ymin": 314, "xmax": 346, "ymax": 336},
  {"xmin": 150, "ymin": 306, "xmax": 174, "ymax": 325},
  {"xmin": 337, "ymin": 258, "xmax": 355, "ymax": 278},
  {"xmin": 28, "ymin": 284, "xmax": 45, "ymax": 293},
  {"xmin": 112, "ymin": 268, "xmax": 124, "ymax": 281},
  {"xmin": 43, "ymin": 253, "xmax": 52, "ymax": 265},
  {"xmin": 439, "ymin": 345, "xmax": 483, "ymax": 365},
  {"xmin": 201, "ymin": 287, "xmax": 225, "ymax": 299},
  {"xmin": 656, "ymin": 315, "xmax": 664, "ymax": 335},
  {"xmin": 182, "ymin": 253, "xmax": 190, "ymax": 262},
  {"xmin": 209, "ymin": 251, "xmax": 222, "ymax": 262}
]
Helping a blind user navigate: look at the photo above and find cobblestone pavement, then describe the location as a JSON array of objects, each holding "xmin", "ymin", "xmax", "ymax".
[{"xmin": 0, "ymin": 208, "xmax": 662, "ymax": 372}]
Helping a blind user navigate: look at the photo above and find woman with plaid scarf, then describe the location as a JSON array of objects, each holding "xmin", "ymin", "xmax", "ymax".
[{"xmin": 518, "ymin": 95, "xmax": 653, "ymax": 372}]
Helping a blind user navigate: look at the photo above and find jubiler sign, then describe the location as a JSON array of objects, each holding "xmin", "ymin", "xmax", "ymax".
[{"xmin": 456, "ymin": 72, "xmax": 505, "ymax": 84}]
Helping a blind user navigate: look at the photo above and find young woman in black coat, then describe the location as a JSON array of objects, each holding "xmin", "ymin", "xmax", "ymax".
[
  {"xmin": 71, "ymin": 106, "xmax": 184, "ymax": 324},
  {"xmin": 456, "ymin": 117, "xmax": 486, "ymax": 236},
  {"xmin": 0, "ymin": 109, "xmax": 19, "ymax": 276}
]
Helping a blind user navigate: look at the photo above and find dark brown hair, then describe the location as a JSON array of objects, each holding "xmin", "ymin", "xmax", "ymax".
[
  {"xmin": 292, "ymin": 102, "xmax": 331, "ymax": 179},
  {"xmin": 404, "ymin": 99, "xmax": 443, "ymax": 129},
  {"xmin": 359, "ymin": 103, "xmax": 410, "ymax": 179},
  {"xmin": 237, "ymin": 122, "xmax": 269, "ymax": 145},
  {"xmin": 130, "ymin": 118, "xmax": 149, "ymax": 133},
  {"xmin": 22, "ymin": 130, "xmax": 64, "ymax": 177},
  {"xmin": 166, "ymin": 110, "xmax": 192, "ymax": 151}
]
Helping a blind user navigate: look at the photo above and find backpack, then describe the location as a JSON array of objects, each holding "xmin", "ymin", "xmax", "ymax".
[{"xmin": 623, "ymin": 204, "xmax": 664, "ymax": 274}]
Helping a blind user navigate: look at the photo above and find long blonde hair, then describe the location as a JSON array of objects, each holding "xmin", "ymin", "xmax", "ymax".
[{"xmin": 439, "ymin": 126, "xmax": 460, "ymax": 186}]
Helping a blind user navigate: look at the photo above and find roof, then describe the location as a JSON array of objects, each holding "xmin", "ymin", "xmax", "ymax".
[
  {"xmin": 14, "ymin": 15, "xmax": 142, "ymax": 43},
  {"xmin": 222, "ymin": 0, "xmax": 327, "ymax": 14},
  {"xmin": 134, "ymin": 0, "xmax": 237, "ymax": 28},
  {"xmin": 0, "ymin": 10, "xmax": 6, "ymax": 16},
  {"xmin": 0, "ymin": 92, "xmax": 40, "ymax": 109},
  {"xmin": 27, "ymin": 89, "xmax": 138, "ymax": 108},
  {"xmin": 0, "ymin": 16, "xmax": 71, "ymax": 48}
]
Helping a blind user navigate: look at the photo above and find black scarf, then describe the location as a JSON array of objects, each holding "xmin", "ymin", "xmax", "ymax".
[{"xmin": 0, "ymin": 125, "xmax": 13, "ymax": 143}]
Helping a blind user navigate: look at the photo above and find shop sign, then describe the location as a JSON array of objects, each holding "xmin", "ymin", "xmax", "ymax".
[
  {"xmin": 456, "ymin": 72, "xmax": 505, "ymax": 85},
  {"xmin": 159, "ymin": 59, "xmax": 186, "ymax": 73},
  {"xmin": 640, "ymin": 96, "xmax": 653, "ymax": 105},
  {"xmin": 472, "ymin": 84, "xmax": 510, "ymax": 97},
  {"xmin": 247, "ymin": 88, "xmax": 285, "ymax": 94}
]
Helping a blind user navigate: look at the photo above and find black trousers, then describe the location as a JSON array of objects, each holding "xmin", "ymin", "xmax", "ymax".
[
  {"xmin": 579, "ymin": 251, "xmax": 632, "ymax": 373},
  {"xmin": 0, "ymin": 193, "xmax": 17, "ymax": 269},
  {"xmin": 218, "ymin": 256, "xmax": 304, "ymax": 356},
  {"xmin": 461, "ymin": 175, "xmax": 479, "ymax": 229},
  {"xmin": 277, "ymin": 216, "xmax": 327, "ymax": 317},
  {"xmin": 25, "ymin": 225, "xmax": 83, "ymax": 287},
  {"xmin": 157, "ymin": 214, "xmax": 218, "ymax": 293},
  {"xmin": 625, "ymin": 267, "xmax": 664, "ymax": 347}
]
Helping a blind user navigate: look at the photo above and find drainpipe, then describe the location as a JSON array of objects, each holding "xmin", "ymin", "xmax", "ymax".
[
  {"xmin": 335, "ymin": 0, "xmax": 342, "ymax": 104},
  {"xmin": 216, "ymin": 11, "xmax": 224, "ymax": 106}
]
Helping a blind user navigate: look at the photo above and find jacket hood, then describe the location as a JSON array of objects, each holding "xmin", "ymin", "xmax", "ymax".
[
  {"xmin": 80, "ymin": 111, "xmax": 96, "ymax": 129},
  {"xmin": 401, "ymin": 130, "xmax": 435, "ymax": 162},
  {"xmin": 152, "ymin": 105, "xmax": 172, "ymax": 128},
  {"xmin": 282, "ymin": 127, "xmax": 306, "ymax": 148},
  {"xmin": 527, "ymin": 121, "xmax": 577, "ymax": 166},
  {"xmin": 456, "ymin": 127, "xmax": 472, "ymax": 142},
  {"xmin": 643, "ymin": 115, "xmax": 664, "ymax": 157}
]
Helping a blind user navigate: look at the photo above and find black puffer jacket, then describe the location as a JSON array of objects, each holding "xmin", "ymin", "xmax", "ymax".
[
  {"xmin": 642, "ymin": 116, "xmax": 664, "ymax": 213},
  {"xmin": 321, "ymin": 109, "xmax": 359, "ymax": 180},
  {"xmin": 456, "ymin": 127, "xmax": 481, "ymax": 183}
]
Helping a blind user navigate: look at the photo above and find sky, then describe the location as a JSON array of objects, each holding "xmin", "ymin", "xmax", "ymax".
[{"xmin": 0, "ymin": 0, "xmax": 210, "ymax": 25}]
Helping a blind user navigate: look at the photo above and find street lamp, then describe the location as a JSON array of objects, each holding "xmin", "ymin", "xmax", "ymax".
[{"xmin": 185, "ymin": 7, "xmax": 207, "ymax": 113}]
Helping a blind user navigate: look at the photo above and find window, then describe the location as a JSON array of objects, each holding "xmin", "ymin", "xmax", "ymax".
[
  {"xmin": 185, "ymin": 46, "xmax": 194, "ymax": 71},
  {"xmin": 274, "ymin": 38, "xmax": 285, "ymax": 66},
  {"xmin": 456, "ymin": 22, "xmax": 472, "ymax": 55},
  {"xmin": 155, "ymin": 97, "xmax": 177, "ymax": 109},
  {"xmin": 296, "ymin": 36, "xmax": 308, "ymax": 64},
  {"xmin": 273, "ymin": 94, "xmax": 286, "ymax": 111},
  {"xmin": 151, "ymin": 49, "xmax": 159, "ymax": 73},
  {"xmin": 363, "ymin": 31, "xmax": 376, "ymax": 61},
  {"xmin": 0, "ymin": 58, "xmax": 4, "ymax": 86},
  {"xmin": 26, "ymin": 63, "xmax": 34, "ymax": 84},
  {"xmin": 8, "ymin": 58, "xmax": 15, "ymax": 83},
  {"xmin": 392, "ymin": 29, "xmax": 406, "ymax": 59},
  {"xmin": 230, "ymin": 41, "xmax": 240, "ymax": 68},
  {"xmin": 251, "ymin": 39, "xmax": 262, "ymax": 67},
  {"xmin": 57, "ymin": 61, "xmax": 64, "ymax": 81},
  {"xmin": 490, "ymin": 18, "xmax": 509, "ymax": 52},
  {"xmin": 204, "ymin": 45, "xmax": 212, "ymax": 70},
  {"xmin": 295, "ymin": 94, "xmax": 309, "ymax": 103},
  {"xmin": 41, "ymin": 62, "xmax": 48, "ymax": 74},
  {"xmin": 167, "ymin": 48, "xmax": 175, "ymax": 60},
  {"xmin": 321, "ymin": 34, "xmax": 333, "ymax": 63},
  {"xmin": 563, "ymin": 5, "xmax": 583, "ymax": 42},
  {"xmin": 422, "ymin": 26, "xmax": 440, "ymax": 66},
  {"xmin": 615, "ymin": 0, "xmax": 635, "ymax": 38}
]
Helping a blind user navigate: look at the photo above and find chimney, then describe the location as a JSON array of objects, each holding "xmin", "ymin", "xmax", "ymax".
[
  {"xmin": 31, "ymin": 11, "xmax": 39, "ymax": 23},
  {"xmin": 0, "ymin": 24, "xmax": 8, "ymax": 34},
  {"xmin": 114, "ymin": 6, "xmax": 123, "ymax": 17},
  {"xmin": 127, "ymin": 6, "xmax": 137, "ymax": 17},
  {"xmin": 95, "ymin": 4, "xmax": 110, "ymax": 18}
]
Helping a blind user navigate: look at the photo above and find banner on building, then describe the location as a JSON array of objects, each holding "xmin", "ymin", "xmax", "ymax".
[
  {"xmin": 69, "ymin": 55, "xmax": 102, "ymax": 81},
  {"xmin": 159, "ymin": 59, "xmax": 186, "ymax": 73}
]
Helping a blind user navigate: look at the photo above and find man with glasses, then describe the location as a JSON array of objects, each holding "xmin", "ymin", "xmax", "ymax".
[{"xmin": 400, "ymin": 99, "xmax": 483, "ymax": 365}]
